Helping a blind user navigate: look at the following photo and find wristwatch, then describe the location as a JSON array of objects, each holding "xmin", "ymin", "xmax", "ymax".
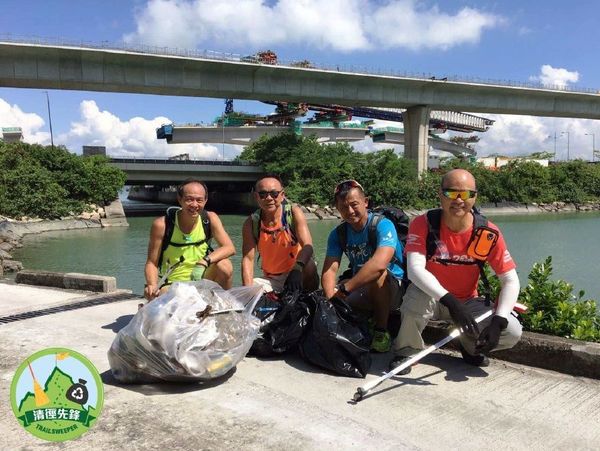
[{"xmin": 336, "ymin": 283, "xmax": 350, "ymax": 296}]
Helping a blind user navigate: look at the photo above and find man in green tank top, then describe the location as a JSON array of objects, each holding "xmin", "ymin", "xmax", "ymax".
[{"xmin": 143, "ymin": 179, "xmax": 236, "ymax": 300}]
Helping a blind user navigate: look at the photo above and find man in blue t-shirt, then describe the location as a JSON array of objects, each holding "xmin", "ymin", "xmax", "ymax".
[{"xmin": 321, "ymin": 180, "xmax": 404, "ymax": 353}]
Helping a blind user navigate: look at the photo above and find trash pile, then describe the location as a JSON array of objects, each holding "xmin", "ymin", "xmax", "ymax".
[
  {"xmin": 108, "ymin": 281, "xmax": 262, "ymax": 383},
  {"xmin": 250, "ymin": 291, "xmax": 372, "ymax": 378}
]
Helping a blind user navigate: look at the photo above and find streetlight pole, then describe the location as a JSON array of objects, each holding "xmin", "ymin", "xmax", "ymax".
[
  {"xmin": 554, "ymin": 131, "xmax": 557, "ymax": 159},
  {"xmin": 585, "ymin": 133, "xmax": 596, "ymax": 162},
  {"xmin": 45, "ymin": 91, "xmax": 55, "ymax": 151},
  {"xmin": 221, "ymin": 112, "xmax": 225, "ymax": 160},
  {"xmin": 561, "ymin": 131, "xmax": 570, "ymax": 161}
]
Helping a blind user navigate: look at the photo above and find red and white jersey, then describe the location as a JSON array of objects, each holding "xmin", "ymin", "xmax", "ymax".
[{"xmin": 405, "ymin": 214, "xmax": 516, "ymax": 301}]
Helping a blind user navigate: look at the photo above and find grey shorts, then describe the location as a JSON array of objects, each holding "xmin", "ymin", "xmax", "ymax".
[{"xmin": 343, "ymin": 271, "xmax": 403, "ymax": 313}]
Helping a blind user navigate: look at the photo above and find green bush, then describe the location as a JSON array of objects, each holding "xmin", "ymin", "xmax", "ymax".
[
  {"xmin": 519, "ymin": 257, "xmax": 600, "ymax": 342},
  {"xmin": 479, "ymin": 258, "xmax": 600, "ymax": 342},
  {"xmin": 0, "ymin": 142, "xmax": 126, "ymax": 219}
]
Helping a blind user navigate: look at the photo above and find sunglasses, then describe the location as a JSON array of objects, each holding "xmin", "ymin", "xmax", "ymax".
[
  {"xmin": 334, "ymin": 179, "xmax": 364, "ymax": 195},
  {"xmin": 257, "ymin": 190, "xmax": 282, "ymax": 199},
  {"xmin": 441, "ymin": 189, "xmax": 478, "ymax": 200}
]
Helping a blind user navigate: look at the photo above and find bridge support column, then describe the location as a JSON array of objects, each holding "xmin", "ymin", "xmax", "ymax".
[{"xmin": 403, "ymin": 105, "xmax": 431, "ymax": 176}]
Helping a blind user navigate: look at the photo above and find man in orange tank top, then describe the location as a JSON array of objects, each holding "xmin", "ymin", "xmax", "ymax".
[{"xmin": 241, "ymin": 175, "xmax": 318, "ymax": 293}]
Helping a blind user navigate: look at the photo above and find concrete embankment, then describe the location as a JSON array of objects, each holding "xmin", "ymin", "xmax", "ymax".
[
  {"xmin": 1, "ymin": 279, "xmax": 599, "ymax": 449},
  {"xmin": 0, "ymin": 199, "xmax": 128, "ymax": 275}
]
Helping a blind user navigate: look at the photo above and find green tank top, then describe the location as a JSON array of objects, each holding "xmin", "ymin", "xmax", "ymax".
[{"xmin": 160, "ymin": 212, "xmax": 210, "ymax": 283}]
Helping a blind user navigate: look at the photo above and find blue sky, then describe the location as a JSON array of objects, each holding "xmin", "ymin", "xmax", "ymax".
[{"xmin": 1, "ymin": 0, "xmax": 599, "ymax": 160}]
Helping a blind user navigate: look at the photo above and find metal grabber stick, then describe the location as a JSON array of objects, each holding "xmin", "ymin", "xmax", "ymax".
[
  {"xmin": 353, "ymin": 309, "xmax": 493, "ymax": 402},
  {"xmin": 139, "ymin": 256, "xmax": 185, "ymax": 309}
]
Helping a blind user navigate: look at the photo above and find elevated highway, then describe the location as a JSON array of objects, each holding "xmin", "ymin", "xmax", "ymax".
[
  {"xmin": 2, "ymin": 39, "xmax": 600, "ymax": 172},
  {"xmin": 157, "ymin": 124, "xmax": 475, "ymax": 156},
  {"xmin": 108, "ymin": 157, "xmax": 264, "ymax": 186}
]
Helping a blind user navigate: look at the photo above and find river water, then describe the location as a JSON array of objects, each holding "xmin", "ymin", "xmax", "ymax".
[{"xmin": 11, "ymin": 210, "xmax": 600, "ymax": 300}]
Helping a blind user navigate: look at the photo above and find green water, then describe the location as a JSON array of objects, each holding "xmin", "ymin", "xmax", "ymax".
[{"xmin": 10, "ymin": 212, "xmax": 600, "ymax": 299}]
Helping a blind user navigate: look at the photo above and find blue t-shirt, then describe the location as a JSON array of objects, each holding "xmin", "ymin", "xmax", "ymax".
[{"xmin": 326, "ymin": 212, "xmax": 404, "ymax": 280}]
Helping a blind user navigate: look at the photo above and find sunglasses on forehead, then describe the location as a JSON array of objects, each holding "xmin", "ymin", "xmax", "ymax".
[
  {"xmin": 441, "ymin": 189, "xmax": 478, "ymax": 200},
  {"xmin": 257, "ymin": 190, "xmax": 283, "ymax": 199},
  {"xmin": 334, "ymin": 179, "xmax": 364, "ymax": 195}
]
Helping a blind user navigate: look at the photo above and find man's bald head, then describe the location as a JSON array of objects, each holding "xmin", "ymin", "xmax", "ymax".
[{"xmin": 441, "ymin": 169, "xmax": 477, "ymax": 190}]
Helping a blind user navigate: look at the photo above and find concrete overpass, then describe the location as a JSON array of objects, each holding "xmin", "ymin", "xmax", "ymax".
[
  {"xmin": 158, "ymin": 124, "xmax": 368, "ymax": 145},
  {"xmin": 157, "ymin": 124, "xmax": 475, "ymax": 156},
  {"xmin": 2, "ymin": 39, "xmax": 600, "ymax": 172},
  {"xmin": 108, "ymin": 157, "xmax": 264, "ymax": 186}
]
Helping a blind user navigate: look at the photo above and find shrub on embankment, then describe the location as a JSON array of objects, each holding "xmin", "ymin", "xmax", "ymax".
[
  {"xmin": 0, "ymin": 142, "xmax": 126, "ymax": 219},
  {"xmin": 481, "ymin": 258, "xmax": 600, "ymax": 342},
  {"xmin": 237, "ymin": 133, "xmax": 600, "ymax": 207}
]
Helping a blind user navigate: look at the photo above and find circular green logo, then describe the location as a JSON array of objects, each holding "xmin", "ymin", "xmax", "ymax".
[{"xmin": 10, "ymin": 348, "xmax": 104, "ymax": 442}]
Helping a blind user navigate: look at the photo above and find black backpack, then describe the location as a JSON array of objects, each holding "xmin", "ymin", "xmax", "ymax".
[
  {"xmin": 336, "ymin": 206, "xmax": 409, "ymax": 275},
  {"xmin": 157, "ymin": 207, "xmax": 212, "ymax": 269}
]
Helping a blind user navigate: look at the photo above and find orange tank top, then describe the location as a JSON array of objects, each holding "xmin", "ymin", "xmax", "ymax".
[{"xmin": 257, "ymin": 219, "xmax": 301, "ymax": 275}]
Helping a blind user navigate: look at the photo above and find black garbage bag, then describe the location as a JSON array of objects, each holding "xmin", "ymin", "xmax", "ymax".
[
  {"xmin": 249, "ymin": 292, "xmax": 282, "ymax": 357},
  {"xmin": 300, "ymin": 295, "xmax": 372, "ymax": 378},
  {"xmin": 249, "ymin": 291, "xmax": 313, "ymax": 357}
]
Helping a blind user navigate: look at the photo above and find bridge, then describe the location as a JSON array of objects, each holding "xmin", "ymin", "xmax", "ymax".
[
  {"xmin": 156, "ymin": 124, "xmax": 475, "ymax": 156},
  {"xmin": 2, "ymin": 39, "xmax": 600, "ymax": 172},
  {"xmin": 109, "ymin": 157, "xmax": 264, "ymax": 186}
]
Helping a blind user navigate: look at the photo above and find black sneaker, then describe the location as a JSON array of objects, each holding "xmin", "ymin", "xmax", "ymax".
[
  {"xmin": 460, "ymin": 346, "xmax": 490, "ymax": 367},
  {"xmin": 388, "ymin": 355, "xmax": 413, "ymax": 375}
]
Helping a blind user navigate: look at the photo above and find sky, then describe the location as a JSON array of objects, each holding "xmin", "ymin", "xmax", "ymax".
[{"xmin": 1, "ymin": 0, "xmax": 600, "ymax": 161}]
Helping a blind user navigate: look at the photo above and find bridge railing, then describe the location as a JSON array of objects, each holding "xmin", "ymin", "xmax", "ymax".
[
  {"xmin": 1, "ymin": 34, "xmax": 598, "ymax": 95},
  {"xmin": 109, "ymin": 157, "xmax": 259, "ymax": 166}
]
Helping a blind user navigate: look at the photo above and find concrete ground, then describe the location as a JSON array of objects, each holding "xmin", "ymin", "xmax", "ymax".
[{"xmin": 1, "ymin": 283, "xmax": 600, "ymax": 450}]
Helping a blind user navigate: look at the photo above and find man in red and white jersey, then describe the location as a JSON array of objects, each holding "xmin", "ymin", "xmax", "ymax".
[{"xmin": 389, "ymin": 169, "xmax": 522, "ymax": 374}]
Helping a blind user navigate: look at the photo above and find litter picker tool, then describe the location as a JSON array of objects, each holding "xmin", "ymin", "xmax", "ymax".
[
  {"xmin": 139, "ymin": 256, "xmax": 185, "ymax": 309},
  {"xmin": 157, "ymin": 255, "xmax": 185, "ymax": 289},
  {"xmin": 353, "ymin": 309, "xmax": 493, "ymax": 402}
]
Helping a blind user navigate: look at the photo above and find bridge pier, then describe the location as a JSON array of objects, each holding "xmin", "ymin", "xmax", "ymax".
[{"xmin": 403, "ymin": 105, "xmax": 431, "ymax": 176}]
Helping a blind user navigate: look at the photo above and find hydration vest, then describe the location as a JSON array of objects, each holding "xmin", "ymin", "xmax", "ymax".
[
  {"xmin": 425, "ymin": 208, "xmax": 499, "ymax": 303},
  {"xmin": 157, "ymin": 207, "xmax": 212, "ymax": 270},
  {"xmin": 251, "ymin": 200, "xmax": 297, "ymax": 254}
]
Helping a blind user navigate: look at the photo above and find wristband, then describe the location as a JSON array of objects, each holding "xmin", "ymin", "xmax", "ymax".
[
  {"xmin": 203, "ymin": 256, "xmax": 212, "ymax": 266},
  {"xmin": 336, "ymin": 283, "xmax": 350, "ymax": 296}
]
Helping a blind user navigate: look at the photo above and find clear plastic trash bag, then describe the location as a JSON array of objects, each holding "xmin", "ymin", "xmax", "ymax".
[{"xmin": 108, "ymin": 280, "xmax": 262, "ymax": 383}]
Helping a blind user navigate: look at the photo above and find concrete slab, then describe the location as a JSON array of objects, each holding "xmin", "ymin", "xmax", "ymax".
[
  {"xmin": 0, "ymin": 283, "xmax": 88, "ymax": 316},
  {"xmin": 1, "ymin": 297, "xmax": 600, "ymax": 449}
]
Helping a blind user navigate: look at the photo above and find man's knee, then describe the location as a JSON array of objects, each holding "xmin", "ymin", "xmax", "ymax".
[
  {"xmin": 496, "ymin": 314, "xmax": 522, "ymax": 351},
  {"xmin": 205, "ymin": 258, "xmax": 233, "ymax": 282},
  {"xmin": 400, "ymin": 284, "xmax": 435, "ymax": 318},
  {"xmin": 216, "ymin": 258, "xmax": 233, "ymax": 277}
]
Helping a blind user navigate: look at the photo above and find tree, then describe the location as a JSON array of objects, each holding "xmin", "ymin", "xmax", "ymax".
[{"xmin": 0, "ymin": 141, "xmax": 126, "ymax": 219}]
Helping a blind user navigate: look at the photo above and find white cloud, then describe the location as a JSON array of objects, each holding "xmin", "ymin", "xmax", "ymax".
[
  {"xmin": 474, "ymin": 114, "xmax": 599, "ymax": 161},
  {"xmin": 365, "ymin": 3, "xmax": 500, "ymax": 50},
  {"xmin": 529, "ymin": 65, "xmax": 579, "ymax": 89},
  {"xmin": 58, "ymin": 100, "xmax": 220, "ymax": 159},
  {"xmin": 124, "ymin": 0, "xmax": 501, "ymax": 52},
  {"xmin": 0, "ymin": 98, "xmax": 50, "ymax": 144}
]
